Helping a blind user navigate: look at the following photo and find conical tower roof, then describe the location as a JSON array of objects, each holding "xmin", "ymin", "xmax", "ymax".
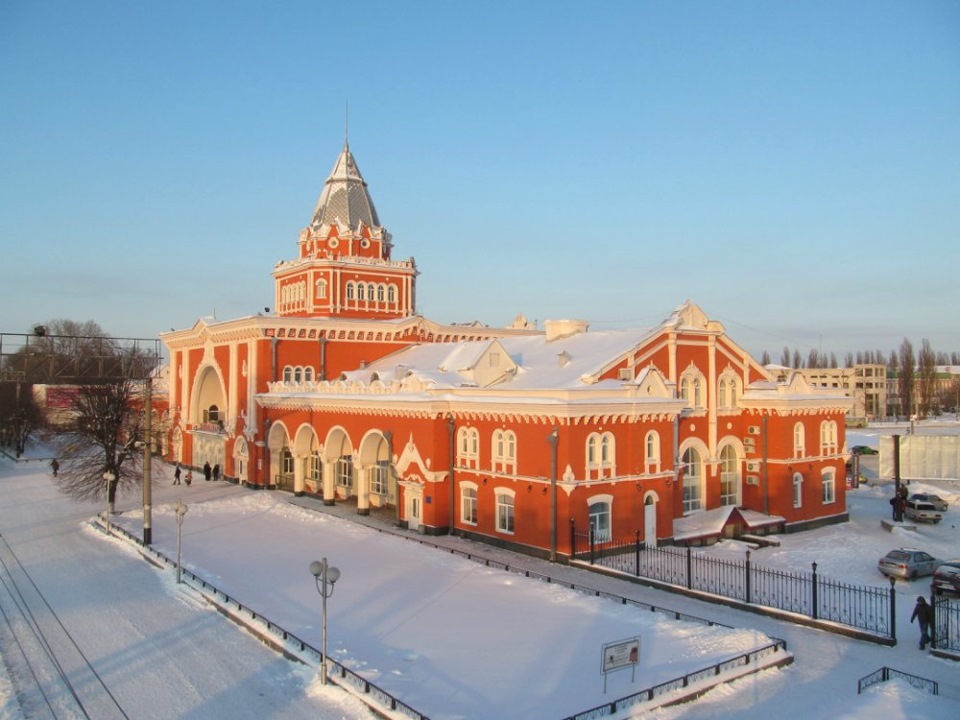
[{"xmin": 309, "ymin": 142, "xmax": 381, "ymax": 231}]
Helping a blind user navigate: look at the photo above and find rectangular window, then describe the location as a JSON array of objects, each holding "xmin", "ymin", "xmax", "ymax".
[
  {"xmin": 370, "ymin": 460, "xmax": 390, "ymax": 496},
  {"xmin": 310, "ymin": 453, "xmax": 322, "ymax": 483},
  {"xmin": 462, "ymin": 487, "xmax": 478, "ymax": 525},
  {"xmin": 822, "ymin": 473, "xmax": 835, "ymax": 504},
  {"xmin": 496, "ymin": 494, "xmax": 514, "ymax": 534},
  {"xmin": 336, "ymin": 456, "xmax": 353, "ymax": 491}
]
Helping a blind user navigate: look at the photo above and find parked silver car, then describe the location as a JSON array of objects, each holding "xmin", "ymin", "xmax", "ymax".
[
  {"xmin": 908, "ymin": 493, "xmax": 948, "ymax": 513},
  {"xmin": 878, "ymin": 548, "xmax": 940, "ymax": 580},
  {"xmin": 932, "ymin": 560, "xmax": 960, "ymax": 595},
  {"xmin": 904, "ymin": 498, "xmax": 943, "ymax": 523}
]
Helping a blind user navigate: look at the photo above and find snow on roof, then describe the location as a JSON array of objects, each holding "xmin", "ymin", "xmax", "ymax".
[{"xmin": 673, "ymin": 506, "xmax": 785, "ymax": 542}]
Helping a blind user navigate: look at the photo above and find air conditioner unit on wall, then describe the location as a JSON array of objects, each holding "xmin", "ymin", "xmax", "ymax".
[
  {"xmin": 747, "ymin": 426, "xmax": 761, "ymax": 435},
  {"xmin": 746, "ymin": 475, "xmax": 759, "ymax": 486},
  {"xmin": 746, "ymin": 460, "xmax": 761, "ymax": 472}
]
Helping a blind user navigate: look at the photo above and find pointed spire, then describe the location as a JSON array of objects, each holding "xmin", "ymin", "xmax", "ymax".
[{"xmin": 309, "ymin": 140, "xmax": 381, "ymax": 231}]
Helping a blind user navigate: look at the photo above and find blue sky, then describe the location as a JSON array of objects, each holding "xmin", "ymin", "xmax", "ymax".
[{"xmin": 1, "ymin": 1, "xmax": 958, "ymax": 360}]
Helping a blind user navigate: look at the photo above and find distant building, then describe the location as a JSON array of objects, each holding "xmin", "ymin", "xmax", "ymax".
[
  {"xmin": 792, "ymin": 364, "xmax": 886, "ymax": 423},
  {"xmin": 161, "ymin": 140, "xmax": 853, "ymax": 555}
]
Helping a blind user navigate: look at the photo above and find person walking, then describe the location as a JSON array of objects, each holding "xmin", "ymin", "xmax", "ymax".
[
  {"xmin": 50, "ymin": 458, "xmax": 59, "ymax": 477},
  {"xmin": 203, "ymin": 461, "xmax": 212, "ymax": 482},
  {"xmin": 212, "ymin": 463, "xmax": 220, "ymax": 482},
  {"xmin": 173, "ymin": 463, "xmax": 182, "ymax": 485},
  {"xmin": 910, "ymin": 596, "xmax": 934, "ymax": 650},
  {"xmin": 184, "ymin": 469, "xmax": 193, "ymax": 486}
]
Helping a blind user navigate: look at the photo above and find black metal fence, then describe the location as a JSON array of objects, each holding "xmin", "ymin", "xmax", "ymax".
[
  {"xmin": 572, "ymin": 524, "xmax": 895, "ymax": 641},
  {"xmin": 857, "ymin": 667, "xmax": 939, "ymax": 695},
  {"xmin": 103, "ymin": 520, "xmax": 431, "ymax": 720},
  {"xmin": 563, "ymin": 640, "xmax": 789, "ymax": 720},
  {"xmin": 932, "ymin": 593, "xmax": 960, "ymax": 653}
]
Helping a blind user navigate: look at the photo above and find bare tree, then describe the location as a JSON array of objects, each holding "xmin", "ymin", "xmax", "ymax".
[
  {"xmin": 792, "ymin": 349, "xmax": 802, "ymax": 369},
  {"xmin": 56, "ymin": 379, "xmax": 145, "ymax": 512},
  {"xmin": 0, "ymin": 381, "xmax": 44, "ymax": 457},
  {"xmin": 898, "ymin": 338, "xmax": 915, "ymax": 418},
  {"xmin": 780, "ymin": 346, "xmax": 791, "ymax": 367},
  {"xmin": 917, "ymin": 338, "xmax": 937, "ymax": 417},
  {"xmin": 760, "ymin": 350, "xmax": 771, "ymax": 365}
]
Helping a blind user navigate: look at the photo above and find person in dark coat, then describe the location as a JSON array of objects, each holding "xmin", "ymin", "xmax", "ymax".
[
  {"xmin": 50, "ymin": 458, "xmax": 59, "ymax": 477},
  {"xmin": 203, "ymin": 461, "xmax": 212, "ymax": 482},
  {"xmin": 173, "ymin": 463, "xmax": 182, "ymax": 485},
  {"xmin": 911, "ymin": 596, "xmax": 934, "ymax": 650},
  {"xmin": 212, "ymin": 463, "xmax": 220, "ymax": 481}
]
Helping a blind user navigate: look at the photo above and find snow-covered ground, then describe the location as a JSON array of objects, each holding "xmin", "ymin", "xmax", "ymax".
[{"xmin": 1, "ymin": 423, "xmax": 959, "ymax": 719}]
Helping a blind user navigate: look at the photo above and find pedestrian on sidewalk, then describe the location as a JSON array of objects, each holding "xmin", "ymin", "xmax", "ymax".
[
  {"xmin": 174, "ymin": 463, "xmax": 182, "ymax": 485},
  {"xmin": 50, "ymin": 458, "xmax": 59, "ymax": 477},
  {"xmin": 911, "ymin": 596, "xmax": 934, "ymax": 650},
  {"xmin": 184, "ymin": 469, "xmax": 193, "ymax": 486},
  {"xmin": 203, "ymin": 461, "xmax": 212, "ymax": 482},
  {"xmin": 212, "ymin": 463, "xmax": 220, "ymax": 481}
]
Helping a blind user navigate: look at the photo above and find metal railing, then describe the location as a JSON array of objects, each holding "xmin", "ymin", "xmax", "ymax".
[
  {"xmin": 572, "ymin": 525, "xmax": 895, "ymax": 641},
  {"xmin": 857, "ymin": 666, "xmax": 938, "ymax": 695},
  {"xmin": 932, "ymin": 593, "xmax": 960, "ymax": 653},
  {"xmin": 102, "ymin": 520, "xmax": 431, "ymax": 720},
  {"xmin": 563, "ymin": 640, "xmax": 789, "ymax": 720}
]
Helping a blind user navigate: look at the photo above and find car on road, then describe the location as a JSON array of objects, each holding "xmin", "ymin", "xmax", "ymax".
[
  {"xmin": 904, "ymin": 497, "xmax": 943, "ymax": 523},
  {"xmin": 878, "ymin": 548, "xmax": 940, "ymax": 580},
  {"xmin": 851, "ymin": 445, "xmax": 878, "ymax": 455},
  {"xmin": 908, "ymin": 493, "xmax": 948, "ymax": 513},
  {"xmin": 932, "ymin": 560, "xmax": 960, "ymax": 595}
]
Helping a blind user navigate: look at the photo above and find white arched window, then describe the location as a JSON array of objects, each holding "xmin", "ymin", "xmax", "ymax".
[
  {"xmin": 719, "ymin": 445, "xmax": 739, "ymax": 506},
  {"xmin": 794, "ymin": 422, "xmax": 806, "ymax": 458},
  {"xmin": 681, "ymin": 447, "xmax": 703, "ymax": 513},
  {"xmin": 495, "ymin": 490, "xmax": 515, "ymax": 533},
  {"xmin": 586, "ymin": 432, "xmax": 616, "ymax": 479},
  {"xmin": 346, "ymin": 282, "xmax": 355, "ymax": 302},
  {"xmin": 492, "ymin": 430, "xmax": 517, "ymax": 474},
  {"xmin": 819, "ymin": 420, "xmax": 837, "ymax": 455},
  {"xmin": 680, "ymin": 371, "xmax": 706, "ymax": 409},
  {"xmin": 461, "ymin": 483, "xmax": 478, "ymax": 525},
  {"xmin": 457, "ymin": 427, "xmax": 479, "ymax": 469},
  {"xmin": 645, "ymin": 431, "xmax": 660, "ymax": 473},
  {"xmin": 822, "ymin": 469, "xmax": 836, "ymax": 504},
  {"xmin": 793, "ymin": 472, "xmax": 803, "ymax": 508},
  {"xmin": 387, "ymin": 284, "xmax": 397, "ymax": 304},
  {"xmin": 357, "ymin": 283, "xmax": 366, "ymax": 301},
  {"xmin": 315, "ymin": 279, "xmax": 327, "ymax": 299},
  {"xmin": 588, "ymin": 497, "xmax": 612, "ymax": 542}
]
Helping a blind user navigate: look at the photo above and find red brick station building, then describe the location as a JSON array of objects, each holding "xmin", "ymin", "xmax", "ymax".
[{"xmin": 161, "ymin": 141, "xmax": 853, "ymax": 558}]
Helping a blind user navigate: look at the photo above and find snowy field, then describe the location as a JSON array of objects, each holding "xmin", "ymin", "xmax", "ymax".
[{"xmin": 1, "ymin": 421, "xmax": 959, "ymax": 719}]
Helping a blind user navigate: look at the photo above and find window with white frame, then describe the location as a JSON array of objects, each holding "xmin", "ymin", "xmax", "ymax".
[
  {"xmin": 336, "ymin": 456, "xmax": 353, "ymax": 491},
  {"xmin": 719, "ymin": 445, "xmax": 739, "ymax": 506},
  {"xmin": 645, "ymin": 431, "xmax": 660, "ymax": 473},
  {"xmin": 346, "ymin": 282, "xmax": 355, "ymax": 302},
  {"xmin": 492, "ymin": 429, "xmax": 517, "ymax": 474},
  {"xmin": 315, "ymin": 279, "xmax": 327, "ymax": 299},
  {"xmin": 495, "ymin": 491, "xmax": 515, "ymax": 533},
  {"xmin": 681, "ymin": 447, "xmax": 703, "ymax": 513},
  {"xmin": 680, "ymin": 372, "xmax": 706, "ymax": 409},
  {"xmin": 377, "ymin": 283, "xmax": 385, "ymax": 302},
  {"xmin": 718, "ymin": 375, "xmax": 739, "ymax": 409},
  {"xmin": 461, "ymin": 484, "xmax": 478, "ymax": 525},
  {"xmin": 387, "ymin": 284, "xmax": 396, "ymax": 304},
  {"xmin": 367, "ymin": 283, "xmax": 375, "ymax": 303},
  {"xmin": 793, "ymin": 422, "xmax": 805, "ymax": 458},
  {"xmin": 819, "ymin": 420, "xmax": 837, "ymax": 455},
  {"xmin": 357, "ymin": 283, "xmax": 366, "ymax": 301},
  {"xmin": 588, "ymin": 499, "xmax": 612, "ymax": 541},
  {"xmin": 586, "ymin": 432, "xmax": 615, "ymax": 479},
  {"xmin": 309, "ymin": 452, "xmax": 322, "ymax": 485},
  {"xmin": 281, "ymin": 448, "xmax": 294, "ymax": 476},
  {"xmin": 793, "ymin": 472, "xmax": 803, "ymax": 508},
  {"xmin": 457, "ymin": 427, "xmax": 480, "ymax": 469},
  {"xmin": 822, "ymin": 470, "xmax": 836, "ymax": 504},
  {"xmin": 370, "ymin": 460, "xmax": 390, "ymax": 496},
  {"xmin": 283, "ymin": 366, "xmax": 293, "ymax": 382}
]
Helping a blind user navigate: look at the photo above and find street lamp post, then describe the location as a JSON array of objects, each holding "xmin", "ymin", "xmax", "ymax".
[
  {"xmin": 309, "ymin": 557, "xmax": 341, "ymax": 685},
  {"xmin": 175, "ymin": 499, "xmax": 188, "ymax": 584},
  {"xmin": 103, "ymin": 470, "xmax": 115, "ymax": 534}
]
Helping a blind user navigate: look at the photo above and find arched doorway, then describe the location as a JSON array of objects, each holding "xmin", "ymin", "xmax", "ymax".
[{"xmin": 643, "ymin": 493, "xmax": 658, "ymax": 547}]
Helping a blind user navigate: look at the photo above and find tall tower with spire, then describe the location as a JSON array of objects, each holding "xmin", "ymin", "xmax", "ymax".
[{"xmin": 272, "ymin": 142, "xmax": 418, "ymax": 319}]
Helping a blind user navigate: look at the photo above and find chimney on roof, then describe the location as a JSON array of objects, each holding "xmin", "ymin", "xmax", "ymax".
[{"xmin": 544, "ymin": 319, "xmax": 588, "ymax": 342}]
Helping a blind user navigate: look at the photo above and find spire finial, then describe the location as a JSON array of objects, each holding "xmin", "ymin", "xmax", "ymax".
[{"xmin": 344, "ymin": 101, "xmax": 349, "ymax": 149}]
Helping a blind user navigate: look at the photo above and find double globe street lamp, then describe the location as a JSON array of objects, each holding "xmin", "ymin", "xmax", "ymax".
[{"xmin": 309, "ymin": 558, "xmax": 341, "ymax": 685}]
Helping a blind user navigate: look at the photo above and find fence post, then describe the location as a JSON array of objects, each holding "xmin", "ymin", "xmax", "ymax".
[
  {"xmin": 929, "ymin": 589, "xmax": 936, "ymax": 650},
  {"xmin": 811, "ymin": 562, "xmax": 819, "ymax": 620},
  {"xmin": 569, "ymin": 518, "xmax": 575, "ymax": 560},
  {"xmin": 589, "ymin": 527, "xmax": 595, "ymax": 565},
  {"xmin": 745, "ymin": 549, "xmax": 751, "ymax": 604},
  {"xmin": 635, "ymin": 530, "xmax": 641, "ymax": 577},
  {"xmin": 889, "ymin": 577, "xmax": 897, "ymax": 642},
  {"xmin": 686, "ymin": 546, "xmax": 693, "ymax": 590}
]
